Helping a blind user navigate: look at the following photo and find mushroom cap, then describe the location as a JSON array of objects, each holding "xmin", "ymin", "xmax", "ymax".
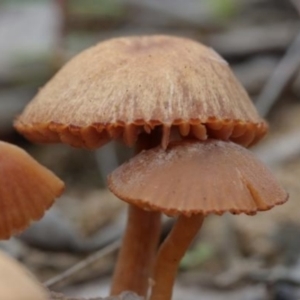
[
  {"xmin": 108, "ymin": 140, "xmax": 287, "ymax": 216},
  {"xmin": 0, "ymin": 142, "xmax": 64, "ymax": 239},
  {"xmin": 0, "ymin": 250, "xmax": 48, "ymax": 300},
  {"xmin": 15, "ymin": 35, "xmax": 267, "ymax": 149}
]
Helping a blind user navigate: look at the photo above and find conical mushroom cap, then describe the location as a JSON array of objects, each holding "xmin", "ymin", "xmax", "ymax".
[
  {"xmin": 15, "ymin": 35, "xmax": 267, "ymax": 149},
  {"xmin": 0, "ymin": 250, "xmax": 48, "ymax": 299},
  {"xmin": 108, "ymin": 140, "xmax": 287, "ymax": 216},
  {"xmin": 0, "ymin": 142, "xmax": 64, "ymax": 239}
]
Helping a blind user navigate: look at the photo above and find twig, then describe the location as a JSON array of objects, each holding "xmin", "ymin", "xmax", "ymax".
[
  {"xmin": 253, "ymin": 129, "xmax": 300, "ymax": 166},
  {"xmin": 233, "ymin": 56, "xmax": 278, "ymax": 94},
  {"xmin": 208, "ymin": 22, "xmax": 299, "ymax": 57},
  {"xmin": 290, "ymin": 0, "xmax": 300, "ymax": 15},
  {"xmin": 49, "ymin": 291, "xmax": 143, "ymax": 300},
  {"xmin": 256, "ymin": 24, "xmax": 300, "ymax": 116},
  {"xmin": 49, "ymin": 291, "xmax": 102, "ymax": 300},
  {"xmin": 53, "ymin": 0, "xmax": 69, "ymax": 67},
  {"xmin": 44, "ymin": 239, "xmax": 121, "ymax": 288}
]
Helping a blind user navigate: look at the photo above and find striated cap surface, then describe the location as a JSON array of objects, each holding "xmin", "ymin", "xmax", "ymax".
[
  {"xmin": 108, "ymin": 140, "xmax": 287, "ymax": 216},
  {"xmin": 15, "ymin": 35, "xmax": 267, "ymax": 149},
  {"xmin": 0, "ymin": 142, "xmax": 64, "ymax": 239}
]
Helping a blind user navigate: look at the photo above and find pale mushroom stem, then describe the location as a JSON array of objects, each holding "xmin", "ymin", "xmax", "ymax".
[
  {"xmin": 110, "ymin": 132, "xmax": 162, "ymax": 296},
  {"xmin": 110, "ymin": 206, "xmax": 161, "ymax": 296},
  {"xmin": 150, "ymin": 214, "xmax": 205, "ymax": 300}
]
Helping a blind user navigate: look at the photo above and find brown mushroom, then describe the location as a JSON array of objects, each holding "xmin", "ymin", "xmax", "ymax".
[
  {"xmin": 0, "ymin": 250, "xmax": 48, "ymax": 299},
  {"xmin": 14, "ymin": 35, "xmax": 267, "ymax": 296},
  {"xmin": 0, "ymin": 141, "xmax": 64, "ymax": 239},
  {"xmin": 15, "ymin": 35, "xmax": 267, "ymax": 149},
  {"xmin": 108, "ymin": 139, "xmax": 288, "ymax": 300}
]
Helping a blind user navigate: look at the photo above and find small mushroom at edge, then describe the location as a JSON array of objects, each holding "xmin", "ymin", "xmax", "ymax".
[
  {"xmin": 0, "ymin": 250, "xmax": 48, "ymax": 299},
  {"xmin": 0, "ymin": 141, "xmax": 64, "ymax": 239}
]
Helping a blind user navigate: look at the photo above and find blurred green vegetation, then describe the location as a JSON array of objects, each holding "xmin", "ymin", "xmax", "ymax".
[
  {"xmin": 211, "ymin": 0, "xmax": 237, "ymax": 19},
  {"xmin": 71, "ymin": 0, "xmax": 125, "ymax": 17},
  {"xmin": 181, "ymin": 243, "xmax": 214, "ymax": 270}
]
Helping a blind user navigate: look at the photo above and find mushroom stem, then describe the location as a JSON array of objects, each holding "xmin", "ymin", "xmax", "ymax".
[
  {"xmin": 110, "ymin": 205, "xmax": 161, "ymax": 296},
  {"xmin": 111, "ymin": 132, "xmax": 162, "ymax": 296},
  {"xmin": 150, "ymin": 214, "xmax": 205, "ymax": 300}
]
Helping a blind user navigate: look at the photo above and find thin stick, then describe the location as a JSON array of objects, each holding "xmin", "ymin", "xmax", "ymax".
[
  {"xmin": 150, "ymin": 214, "xmax": 205, "ymax": 300},
  {"xmin": 290, "ymin": 0, "xmax": 300, "ymax": 15},
  {"xmin": 53, "ymin": 0, "xmax": 68, "ymax": 67},
  {"xmin": 256, "ymin": 29, "xmax": 300, "ymax": 117},
  {"xmin": 49, "ymin": 291, "xmax": 102, "ymax": 300},
  {"xmin": 44, "ymin": 239, "xmax": 121, "ymax": 288},
  {"xmin": 110, "ymin": 206, "xmax": 161, "ymax": 296}
]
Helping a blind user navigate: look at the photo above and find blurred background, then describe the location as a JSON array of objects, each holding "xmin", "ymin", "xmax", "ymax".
[{"xmin": 1, "ymin": 0, "xmax": 300, "ymax": 299}]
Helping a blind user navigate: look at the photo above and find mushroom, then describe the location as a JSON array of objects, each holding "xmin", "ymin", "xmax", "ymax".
[
  {"xmin": 108, "ymin": 139, "xmax": 288, "ymax": 300},
  {"xmin": 14, "ymin": 35, "xmax": 267, "ymax": 296},
  {"xmin": 0, "ymin": 141, "xmax": 64, "ymax": 239},
  {"xmin": 0, "ymin": 250, "xmax": 48, "ymax": 300}
]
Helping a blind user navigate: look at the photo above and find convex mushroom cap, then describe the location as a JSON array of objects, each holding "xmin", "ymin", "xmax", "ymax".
[
  {"xmin": 15, "ymin": 35, "xmax": 267, "ymax": 149},
  {"xmin": 0, "ymin": 250, "xmax": 48, "ymax": 300},
  {"xmin": 0, "ymin": 142, "xmax": 64, "ymax": 239},
  {"xmin": 108, "ymin": 139, "xmax": 288, "ymax": 216}
]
